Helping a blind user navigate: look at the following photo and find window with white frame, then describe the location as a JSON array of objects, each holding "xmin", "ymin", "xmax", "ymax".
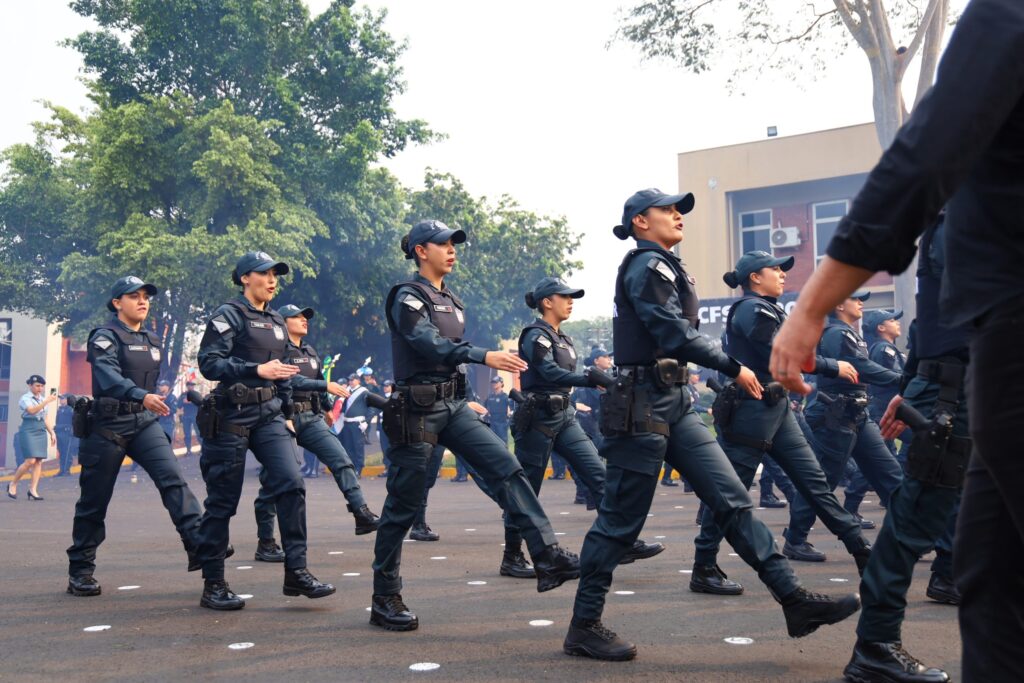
[
  {"xmin": 813, "ymin": 200, "xmax": 849, "ymax": 266},
  {"xmin": 739, "ymin": 209, "xmax": 772, "ymax": 255}
]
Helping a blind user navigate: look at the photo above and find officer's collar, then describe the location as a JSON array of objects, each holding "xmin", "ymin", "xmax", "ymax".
[
  {"xmin": 234, "ymin": 296, "xmax": 272, "ymax": 314},
  {"xmin": 111, "ymin": 316, "xmax": 146, "ymax": 335},
  {"xmin": 534, "ymin": 318, "xmax": 563, "ymax": 335},
  {"xmin": 753, "ymin": 293, "xmax": 779, "ymax": 304},
  {"xmin": 412, "ymin": 272, "xmax": 448, "ymax": 293}
]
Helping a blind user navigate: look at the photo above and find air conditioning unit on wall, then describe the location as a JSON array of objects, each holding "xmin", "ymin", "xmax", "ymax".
[{"xmin": 771, "ymin": 226, "xmax": 801, "ymax": 249}]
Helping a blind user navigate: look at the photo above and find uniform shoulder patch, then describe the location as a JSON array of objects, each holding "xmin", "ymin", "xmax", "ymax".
[
  {"xmin": 211, "ymin": 315, "xmax": 232, "ymax": 335},
  {"xmin": 842, "ymin": 330, "xmax": 859, "ymax": 343},
  {"xmin": 536, "ymin": 335, "xmax": 552, "ymax": 349},
  {"xmin": 402, "ymin": 295, "xmax": 425, "ymax": 311},
  {"xmin": 755, "ymin": 305, "xmax": 779, "ymax": 320},
  {"xmin": 884, "ymin": 346, "xmax": 897, "ymax": 357},
  {"xmin": 92, "ymin": 336, "xmax": 113, "ymax": 351},
  {"xmin": 646, "ymin": 257, "xmax": 677, "ymax": 283}
]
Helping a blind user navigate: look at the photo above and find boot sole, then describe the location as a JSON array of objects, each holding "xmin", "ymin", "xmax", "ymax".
[
  {"xmin": 283, "ymin": 586, "xmax": 337, "ymax": 599},
  {"xmin": 499, "ymin": 567, "xmax": 537, "ymax": 579},
  {"xmin": 842, "ymin": 663, "xmax": 904, "ymax": 683},
  {"xmin": 564, "ymin": 642, "xmax": 637, "ymax": 661},
  {"xmin": 67, "ymin": 584, "xmax": 102, "ymax": 597},
  {"xmin": 408, "ymin": 535, "xmax": 439, "ymax": 542},
  {"xmin": 200, "ymin": 597, "xmax": 245, "ymax": 610},
  {"xmin": 925, "ymin": 589, "xmax": 959, "ymax": 606},
  {"xmin": 369, "ymin": 612, "xmax": 419, "ymax": 631},
  {"xmin": 354, "ymin": 525, "xmax": 379, "ymax": 536},
  {"xmin": 788, "ymin": 598, "xmax": 861, "ymax": 638},
  {"xmin": 689, "ymin": 581, "xmax": 744, "ymax": 596},
  {"xmin": 255, "ymin": 554, "xmax": 286, "ymax": 562},
  {"xmin": 537, "ymin": 569, "xmax": 581, "ymax": 593},
  {"xmin": 783, "ymin": 550, "xmax": 826, "ymax": 563},
  {"xmin": 622, "ymin": 544, "xmax": 666, "ymax": 563}
]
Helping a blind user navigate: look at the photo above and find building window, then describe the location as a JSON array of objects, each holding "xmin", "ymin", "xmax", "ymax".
[
  {"xmin": 813, "ymin": 200, "xmax": 849, "ymax": 265},
  {"xmin": 0, "ymin": 319, "xmax": 11, "ymax": 381},
  {"xmin": 739, "ymin": 209, "xmax": 772, "ymax": 254},
  {"xmin": 0, "ymin": 405, "xmax": 7, "ymax": 422}
]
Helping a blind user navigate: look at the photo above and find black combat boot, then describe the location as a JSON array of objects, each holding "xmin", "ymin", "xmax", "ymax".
[
  {"xmin": 760, "ymin": 491, "xmax": 788, "ymax": 508},
  {"xmin": 67, "ymin": 574, "xmax": 102, "ymax": 597},
  {"xmin": 619, "ymin": 538, "xmax": 666, "ymax": 565},
  {"xmin": 533, "ymin": 545, "xmax": 581, "ymax": 592},
  {"xmin": 348, "ymin": 503, "xmax": 380, "ymax": 535},
  {"xmin": 843, "ymin": 640, "xmax": 950, "ymax": 683},
  {"xmin": 370, "ymin": 593, "xmax": 418, "ymax": 631},
  {"xmin": 779, "ymin": 587, "xmax": 860, "ymax": 638},
  {"xmin": 409, "ymin": 522, "xmax": 439, "ymax": 542},
  {"xmin": 783, "ymin": 539, "xmax": 827, "ymax": 562},
  {"xmin": 499, "ymin": 542, "xmax": 536, "ymax": 578},
  {"xmin": 563, "ymin": 618, "xmax": 637, "ymax": 661},
  {"xmin": 254, "ymin": 538, "xmax": 285, "ymax": 562},
  {"xmin": 689, "ymin": 563, "xmax": 744, "ymax": 595},
  {"xmin": 200, "ymin": 580, "xmax": 245, "ymax": 610},
  {"xmin": 925, "ymin": 573, "xmax": 960, "ymax": 605},
  {"xmin": 283, "ymin": 568, "xmax": 336, "ymax": 599}
]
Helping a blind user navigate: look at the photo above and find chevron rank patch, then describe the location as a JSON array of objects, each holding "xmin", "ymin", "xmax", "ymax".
[
  {"xmin": 93, "ymin": 337, "xmax": 113, "ymax": 351},
  {"xmin": 537, "ymin": 336, "xmax": 552, "ymax": 348},
  {"xmin": 649, "ymin": 258, "xmax": 677, "ymax": 283},
  {"xmin": 211, "ymin": 316, "xmax": 232, "ymax": 335},
  {"xmin": 402, "ymin": 296, "xmax": 425, "ymax": 311}
]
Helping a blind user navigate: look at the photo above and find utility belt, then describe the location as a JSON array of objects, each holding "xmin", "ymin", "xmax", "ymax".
[
  {"xmin": 195, "ymin": 394, "xmax": 254, "ymax": 442},
  {"xmin": 711, "ymin": 381, "xmax": 787, "ymax": 452},
  {"xmin": 68, "ymin": 397, "xmax": 141, "ymax": 450},
  {"xmin": 215, "ymin": 383, "xmax": 277, "ymax": 405},
  {"xmin": 618, "ymin": 358, "xmax": 688, "ymax": 389},
  {"xmin": 511, "ymin": 392, "xmax": 571, "ymax": 439},
  {"xmin": 291, "ymin": 391, "xmax": 322, "ymax": 415},
  {"xmin": 813, "ymin": 391, "xmax": 869, "ymax": 431},
  {"xmin": 380, "ymin": 376, "xmax": 465, "ymax": 447},
  {"xmin": 598, "ymin": 371, "xmax": 670, "ymax": 438},
  {"xmin": 93, "ymin": 396, "xmax": 147, "ymax": 417},
  {"xmin": 906, "ymin": 356, "xmax": 969, "ymax": 488}
]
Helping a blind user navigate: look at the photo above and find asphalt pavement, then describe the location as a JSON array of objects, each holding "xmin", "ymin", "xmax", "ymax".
[{"xmin": 0, "ymin": 455, "xmax": 961, "ymax": 682}]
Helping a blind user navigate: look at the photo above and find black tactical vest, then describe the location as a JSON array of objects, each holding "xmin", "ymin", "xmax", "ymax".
[
  {"xmin": 225, "ymin": 301, "xmax": 288, "ymax": 365},
  {"xmin": 90, "ymin": 323, "xmax": 162, "ymax": 397},
  {"xmin": 817, "ymin": 322, "xmax": 868, "ymax": 394},
  {"xmin": 723, "ymin": 295, "xmax": 780, "ymax": 378},
  {"xmin": 613, "ymin": 248, "xmax": 700, "ymax": 365},
  {"xmin": 287, "ymin": 341, "xmax": 321, "ymax": 382},
  {"xmin": 386, "ymin": 280, "xmax": 466, "ymax": 381},
  {"xmin": 915, "ymin": 219, "xmax": 970, "ymax": 360},
  {"xmin": 519, "ymin": 321, "xmax": 578, "ymax": 394}
]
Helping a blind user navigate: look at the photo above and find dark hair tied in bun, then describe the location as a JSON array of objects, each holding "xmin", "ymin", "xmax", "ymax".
[
  {"xmin": 612, "ymin": 225, "xmax": 631, "ymax": 240},
  {"xmin": 722, "ymin": 270, "xmax": 740, "ymax": 289},
  {"xmin": 400, "ymin": 234, "xmax": 413, "ymax": 259},
  {"xmin": 524, "ymin": 292, "xmax": 537, "ymax": 309}
]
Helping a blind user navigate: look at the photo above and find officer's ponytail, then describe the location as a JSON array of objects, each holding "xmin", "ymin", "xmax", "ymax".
[
  {"xmin": 400, "ymin": 234, "xmax": 413, "ymax": 260},
  {"xmin": 722, "ymin": 270, "xmax": 740, "ymax": 289},
  {"xmin": 524, "ymin": 291, "xmax": 538, "ymax": 309},
  {"xmin": 612, "ymin": 224, "xmax": 632, "ymax": 240}
]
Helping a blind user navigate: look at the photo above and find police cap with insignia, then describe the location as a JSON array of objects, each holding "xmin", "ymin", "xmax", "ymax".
[
  {"xmin": 613, "ymin": 188, "xmax": 696, "ymax": 240},
  {"xmin": 724, "ymin": 250, "xmax": 795, "ymax": 289},
  {"xmin": 524, "ymin": 277, "xmax": 585, "ymax": 309},
  {"xmin": 586, "ymin": 347, "xmax": 612, "ymax": 365},
  {"xmin": 402, "ymin": 220, "xmax": 467, "ymax": 259},
  {"xmin": 862, "ymin": 308, "xmax": 903, "ymax": 331},
  {"xmin": 26, "ymin": 374, "xmax": 46, "ymax": 385},
  {"xmin": 108, "ymin": 276, "xmax": 159, "ymax": 312},
  {"xmin": 278, "ymin": 304, "xmax": 315, "ymax": 320},
  {"xmin": 491, "ymin": 375, "xmax": 504, "ymax": 385},
  {"xmin": 850, "ymin": 291, "xmax": 872, "ymax": 302},
  {"xmin": 232, "ymin": 251, "xmax": 290, "ymax": 286}
]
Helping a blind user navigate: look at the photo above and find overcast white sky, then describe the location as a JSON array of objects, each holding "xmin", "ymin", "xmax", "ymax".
[{"xmin": 3, "ymin": 1, "xmax": 954, "ymax": 319}]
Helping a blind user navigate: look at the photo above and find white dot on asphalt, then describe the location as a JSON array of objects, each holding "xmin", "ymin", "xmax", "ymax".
[
  {"xmin": 237, "ymin": 594, "xmax": 254, "ymax": 599},
  {"xmin": 728, "ymin": 553, "xmax": 738, "ymax": 557},
  {"xmin": 366, "ymin": 607, "xmax": 371, "ymax": 611},
  {"xmin": 674, "ymin": 505, "xmax": 685, "ymax": 509},
  {"xmin": 328, "ymin": 551, "xmax": 344, "ymax": 555},
  {"xmin": 655, "ymin": 535, "xmax": 666, "ymax": 539},
  {"xmin": 559, "ymin": 512, "xmax": 570, "ymax": 515},
  {"xmin": 117, "ymin": 585, "xmax": 140, "ymax": 591},
  {"xmin": 83, "ymin": 625, "xmax": 111, "ymax": 632},
  {"xmin": 467, "ymin": 580, "xmax": 487, "ymax": 585},
  {"xmin": 529, "ymin": 620, "xmax": 554, "ymax": 627},
  {"xmin": 409, "ymin": 663, "xmax": 441, "ymax": 672},
  {"xmin": 724, "ymin": 637, "xmax": 754, "ymax": 645},
  {"xmin": 830, "ymin": 578, "xmax": 850, "ymax": 583},
  {"xmin": 614, "ymin": 590, "xmax": 635, "ymax": 595},
  {"xmin": 343, "ymin": 572, "xmax": 360, "ymax": 577},
  {"xmin": 554, "ymin": 532, "xmax": 565, "ymax": 536},
  {"xmin": 404, "ymin": 539, "xmax": 415, "ymax": 543},
  {"xmin": 464, "ymin": 528, "xmax": 476, "ymax": 532},
  {"xmin": 660, "ymin": 493, "xmax": 667, "ymax": 496},
  {"xmin": 756, "ymin": 507, "xmax": 766, "ymax": 510},
  {"xmin": 236, "ymin": 566, "xmax": 253, "ymax": 570},
  {"xmin": 430, "ymin": 556, "xmax": 447, "ymax": 560},
  {"xmin": 228, "ymin": 642, "xmax": 255, "ymax": 650},
  {"xmin": 647, "ymin": 514, "xmax": 654, "ymax": 517},
  {"xmin": 679, "ymin": 570, "xmax": 692, "ymax": 574}
]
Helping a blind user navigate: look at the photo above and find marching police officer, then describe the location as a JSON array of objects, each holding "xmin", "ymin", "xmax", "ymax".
[
  {"xmin": 372, "ymin": 220, "xmax": 580, "ymax": 631},
  {"xmin": 783, "ymin": 293, "xmax": 904, "ymax": 563},
  {"xmin": 192, "ymin": 252, "xmax": 334, "ymax": 610},
  {"xmin": 66, "ymin": 276, "xmax": 204, "ymax": 597},
  {"xmin": 55, "ymin": 395, "xmax": 75, "ymax": 476},
  {"xmin": 564, "ymin": 190, "xmax": 859, "ymax": 661},
  {"xmin": 155, "ymin": 380, "xmax": 178, "ymax": 442},
  {"xmin": 339, "ymin": 373, "xmax": 369, "ymax": 477},
  {"xmin": 690, "ymin": 251, "xmax": 872, "ymax": 597},
  {"xmin": 844, "ymin": 215, "xmax": 966, "ymax": 683},
  {"xmin": 251, "ymin": 304, "xmax": 380, "ymax": 562},
  {"xmin": 502, "ymin": 278, "xmax": 664, "ymax": 580},
  {"xmin": 181, "ymin": 381, "xmax": 202, "ymax": 455},
  {"xmin": 484, "ymin": 376, "xmax": 511, "ymax": 445}
]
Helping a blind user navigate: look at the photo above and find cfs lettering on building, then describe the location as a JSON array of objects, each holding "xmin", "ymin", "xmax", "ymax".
[{"xmin": 677, "ymin": 123, "xmax": 896, "ymax": 319}]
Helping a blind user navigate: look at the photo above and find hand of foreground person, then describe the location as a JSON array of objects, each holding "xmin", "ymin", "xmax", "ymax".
[{"xmin": 770, "ymin": 309, "xmax": 824, "ymax": 394}]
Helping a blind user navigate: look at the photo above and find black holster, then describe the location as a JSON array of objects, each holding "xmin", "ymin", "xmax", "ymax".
[
  {"xmin": 511, "ymin": 397, "xmax": 536, "ymax": 438},
  {"xmin": 599, "ymin": 377, "xmax": 667, "ymax": 437},
  {"xmin": 906, "ymin": 413, "xmax": 969, "ymax": 488},
  {"xmin": 382, "ymin": 387, "xmax": 439, "ymax": 446},
  {"xmin": 196, "ymin": 396, "xmax": 220, "ymax": 440},
  {"xmin": 71, "ymin": 397, "xmax": 94, "ymax": 438},
  {"xmin": 711, "ymin": 383, "xmax": 738, "ymax": 432}
]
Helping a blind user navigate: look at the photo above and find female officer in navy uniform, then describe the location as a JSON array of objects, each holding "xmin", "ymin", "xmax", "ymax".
[
  {"xmin": 690, "ymin": 251, "xmax": 871, "ymax": 597},
  {"xmin": 502, "ymin": 277, "xmax": 664, "ymax": 580},
  {"xmin": 193, "ymin": 252, "xmax": 334, "ymax": 610},
  {"xmin": 251, "ymin": 304, "xmax": 379, "ymax": 562},
  {"xmin": 371, "ymin": 220, "xmax": 580, "ymax": 632},
  {"xmin": 563, "ymin": 189, "xmax": 859, "ymax": 661},
  {"xmin": 66, "ymin": 276, "xmax": 204, "ymax": 598}
]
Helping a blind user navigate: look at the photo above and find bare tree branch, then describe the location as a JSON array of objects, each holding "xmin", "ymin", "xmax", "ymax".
[
  {"xmin": 833, "ymin": 0, "xmax": 871, "ymax": 49},
  {"xmin": 896, "ymin": 0, "xmax": 941, "ymax": 79},
  {"xmin": 768, "ymin": 7, "xmax": 838, "ymax": 46}
]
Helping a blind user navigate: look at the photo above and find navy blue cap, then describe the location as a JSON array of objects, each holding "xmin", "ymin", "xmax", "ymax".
[
  {"xmin": 278, "ymin": 304, "xmax": 314, "ymax": 319},
  {"xmin": 347, "ymin": 373, "xmax": 359, "ymax": 381},
  {"xmin": 850, "ymin": 291, "xmax": 872, "ymax": 302},
  {"xmin": 728, "ymin": 251, "xmax": 795, "ymax": 288},
  {"xmin": 614, "ymin": 188, "xmax": 695, "ymax": 239},
  {"xmin": 233, "ymin": 251, "xmax": 289, "ymax": 284},
  {"xmin": 157, "ymin": 380, "xmax": 171, "ymax": 387},
  {"xmin": 527, "ymin": 277, "xmax": 584, "ymax": 308},
  {"xmin": 863, "ymin": 309, "xmax": 903, "ymax": 331},
  {"xmin": 26, "ymin": 374, "xmax": 46, "ymax": 385},
  {"xmin": 491, "ymin": 376, "xmax": 504, "ymax": 384},
  {"xmin": 587, "ymin": 347, "xmax": 612, "ymax": 365},
  {"xmin": 404, "ymin": 220, "xmax": 467, "ymax": 259},
  {"xmin": 383, "ymin": 379, "xmax": 395, "ymax": 387},
  {"xmin": 108, "ymin": 276, "xmax": 158, "ymax": 312}
]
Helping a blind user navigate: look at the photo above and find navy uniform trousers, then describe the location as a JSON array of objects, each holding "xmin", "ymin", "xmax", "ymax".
[
  {"xmin": 254, "ymin": 408, "xmax": 367, "ymax": 539},
  {"xmin": 574, "ymin": 382, "xmax": 798, "ymax": 621},
  {"xmin": 68, "ymin": 415, "xmax": 201, "ymax": 577},
  {"xmin": 195, "ymin": 401, "xmax": 306, "ymax": 580},
  {"xmin": 373, "ymin": 397, "xmax": 556, "ymax": 595}
]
